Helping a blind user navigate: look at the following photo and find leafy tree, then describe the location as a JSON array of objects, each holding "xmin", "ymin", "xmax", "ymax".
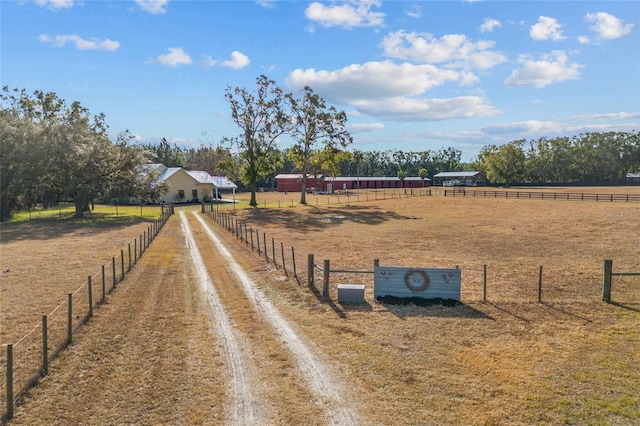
[
  {"xmin": 397, "ymin": 169, "xmax": 407, "ymax": 188},
  {"xmin": 225, "ymin": 75, "xmax": 290, "ymax": 207},
  {"xmin": 352, "ymin": 149, "xmax": 364, "ymax": 189},
  {"xmin": 483, "ymin": 140, "xmax": 526, "ymax": 186},
  {"xmin": 418, "ymin": 168, "xmax": 429, "ymax": 187},
  {"xmin": 1, "ymin": 87, "xmax": 157, "ymax": 219},
  {"xmin": 286, "ymin": 86, "xmax": 351, "ymax": 204}
]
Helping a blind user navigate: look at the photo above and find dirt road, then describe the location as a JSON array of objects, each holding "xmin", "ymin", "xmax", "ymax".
[
  {"xmin": 182, "ymin": 211, "xmax": 358, "ymax": 425},
  {"xmin": 10, "ymin": 210, "xmax": 359, "ymax": 425}
]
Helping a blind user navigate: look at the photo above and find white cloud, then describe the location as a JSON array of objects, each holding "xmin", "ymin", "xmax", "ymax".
[
  {"xmin": 135, "ymin": 0, "xmax": 169, "ymax": 15},
  {"xmin": 34, "ymin": 0, "xmax": 74, "ymax": 10},
  {"xmin": 530, "ymin": 16, "xmax": 566, "ymax": 41},
  {"xmin": 39, "ymin": 34, "xmax": 120, "ymax": 51},
  {"xmin": 305, "ymin": 0, "xmax": 385, "ymax": 29},
  {"xmin": 349, "ymin": 122, "xmax": 385, "ymax": 133},
  {"xmin": 578, "ymin": 35, "xmax": 590, "ymax": 44},
  {"xmin": 482, "ymin": 120, "xmax": 561, "ymax": 135},
  {"xmin": 406, "ymin": 4, "xmax": 421, "ymax": 19},
  {"xmin": 156, "ymin": 47, "xmax": 192, "ymax": 66},
  {"xmin": 480, "ymin": 18, "xmax": 501, "ymax": 33},
  {"xmin": 504, "ymin": 50, "xmax": 582, "ymax": 88},
  {"xmin": 355, "ymin": 96, "xmax": 500, "ymax": 122},
  {"xmin": 380, "ymin": 30, "xmax": 507, "ymax": 70},
  {"xmin": 202, "ymin": 55, "xmax": 217, "ymax": 67},
  {"xmin": 585, "ymin": 12, "xmax": 634, "ymax": 40},
  {"xmin": 286, "ymin": 61, "xmax": 500, "ymax": 121},
  {"xmin": 256, "ymin": 0, "xmax": 276, "ymax": 8},
  {"xmin": 568, "ymin": 112, "xmax": 640, "ymax": 121},
  {"xmin": 220, "ymin": 51, "xmax": 250, "ymax": 69},
  {"xmin": 288, "ymin": 61, "xmax": 461, "ymax": 102}
]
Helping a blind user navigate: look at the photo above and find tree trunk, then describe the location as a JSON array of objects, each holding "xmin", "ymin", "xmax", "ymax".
[
  {"xmin": 74, "ymin": 199, "xmax": 85, "ymax": 218},
  {"xmin": 249, "ymin": 182, "xmax": 257, "ymax": 207},
  {"xmin": 299, "ymin": 175, "xmax": 307, "ymax": 205}
]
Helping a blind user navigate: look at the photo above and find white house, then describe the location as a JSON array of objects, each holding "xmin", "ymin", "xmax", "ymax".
[{"xmin": 148, "ymin": 164, "xmax": 238, "ymax": 203}]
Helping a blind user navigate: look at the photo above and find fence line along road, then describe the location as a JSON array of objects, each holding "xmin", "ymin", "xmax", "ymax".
[{"xmin": 2, "ymin": 205, "xmax": 175, "ymax": 423}]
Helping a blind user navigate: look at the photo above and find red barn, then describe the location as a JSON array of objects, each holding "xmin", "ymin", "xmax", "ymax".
[
  {"xmin": 275, "ymin": 174, "xmax": 326, "ymax": 193},
  {"xmin": 275, "ymin": 175, "xmax": 430, "ymax": 192}
]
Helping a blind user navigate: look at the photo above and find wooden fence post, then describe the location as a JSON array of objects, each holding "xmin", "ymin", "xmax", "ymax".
[
  {"xmin": 272, "ymin": 238, "xmax": 276, "ymax": 268},
  {"xmin": 538, "ymin": 266, "xmax": 543, "ymax": 303},
  {"xmin": 308, "ymin": 254, "xmax": 314, "ymax": 287},
  {"xmin": 88, "ymin": 276, "xmax": 93, "ymax": 317},
  {"xmin": 101, "ymin": 265, "xmax": 106, "ymax": 303},
  {"xmin": 134, "ymin": 239, "xmax": 137, "ymax": 264},
  {"xmin": 603, "ymin": 259, "xmax": 612, "ymax": 303},
  {"xmin": 67, "ymin": 293, "xmax": 73, "ymax": 345},
  {"xmin": 42, "ymin": 316, "xmax": 48, "ymax": 376},
  {"xmin": 250, "ymin": 228, "xmax": 254, "ymax": 251},
  {"xmin": 483, "ymin": 264, "xmax": 487, "ymax": 303},
  {"xmin": 264, "ymin": 233, "xmax": 268, "ymax": 262},
  {"xmin": 257, "ymin": 230, "xmax": 261, "ymax": 254},
  {"xmin": 323, "ymin": 259, "xmax": 330, "ymax": 299},
  {"xmin": 281, "ymin": 242, "xmax": 287, "ymax": 275},
  {"xmin": 292, "ymin": 247, "xmax": 297, "ymax": 278},
  {"xmin": 121, "ymin": 250, "xmax": 125, "ymax": 281},
  {"xmin": 112, "ymin": 257, "xmax": 116, "ymax": 290},
  {"xmin": 6, "ymin": 343, "xmax": 13, "ymax": 420},
  {"xmin": 128, "ymin": 243, "xmax": 132, "ymax": 271}
]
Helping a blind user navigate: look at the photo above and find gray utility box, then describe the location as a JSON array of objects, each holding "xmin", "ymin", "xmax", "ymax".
[{"xmin": 337, "ymin": 284, "xmax": 365, "ymax": 303}]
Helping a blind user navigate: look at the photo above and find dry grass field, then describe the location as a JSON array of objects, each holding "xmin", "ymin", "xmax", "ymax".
[{"xmin": 1, "ymin": 187, "xmax": 639, "ymax": 425}]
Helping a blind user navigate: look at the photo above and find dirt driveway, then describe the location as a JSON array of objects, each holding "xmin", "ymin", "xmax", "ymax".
[{"xmin": 9, "ymin": 209, "xmax": 359, "ymax": 425}]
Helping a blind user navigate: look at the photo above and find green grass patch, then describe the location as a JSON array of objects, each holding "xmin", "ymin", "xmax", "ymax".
[{"xmin": 9, "ymin": 204, "xmax": 164, "ymax": 223}]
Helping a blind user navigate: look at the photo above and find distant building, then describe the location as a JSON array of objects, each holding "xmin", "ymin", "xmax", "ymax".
[
  {"xmin": 432, "ymin": 171, "xmax": 483, "ymax": 187},
  {"xmin": 274, "ymin": 174, "xmax": 430, "ymax": 193},
  {"xmin": 146, "ymin": 164, "xmax": 237, "ymax": 203}
]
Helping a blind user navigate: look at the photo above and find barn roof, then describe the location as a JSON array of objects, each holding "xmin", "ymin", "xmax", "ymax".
[
  {"xmin": 327, "ymin": 176, "xmax": 430, "ymax": 181},
  {"xmin": 433, "ymin": 171, "xmax": 482, "ymax": 178},
  {"xmin": 275, "ymin": 174, "xmax": 323, "ymax": 179}
]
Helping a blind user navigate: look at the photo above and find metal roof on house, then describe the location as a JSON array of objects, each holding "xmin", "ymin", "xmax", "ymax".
[
  {"xmin": 144, "ymin": 164, "xmax": 237, "ymax": 189},
  {"xmin": 433, "ymin": 171, "xmax": 481, "ymax": 178}
]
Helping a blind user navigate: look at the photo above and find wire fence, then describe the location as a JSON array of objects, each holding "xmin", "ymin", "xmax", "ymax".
[
  {"xmin": 204, "ymin": 206, "xmax": 637, "ymax": 308},
  {"xmin": 1, "ymin": 205, "xmax": 175, "ymax": 422}
]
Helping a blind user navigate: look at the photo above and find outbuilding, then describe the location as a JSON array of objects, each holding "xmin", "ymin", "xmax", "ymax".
[{"xmin": 432, "ymin": 171, "xmax": 483, "ymax": 187}]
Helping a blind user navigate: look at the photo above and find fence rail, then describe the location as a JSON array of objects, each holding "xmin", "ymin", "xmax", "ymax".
[
  {"xmin": 445, "ymin": 189, "xmax": 640, "ymax": 202},
  {"xmin": 2, "ymin": 205, "xmax": 175, "ymax": 422}
]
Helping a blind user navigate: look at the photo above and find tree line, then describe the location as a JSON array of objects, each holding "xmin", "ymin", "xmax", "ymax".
[
  {"xmin": 2, "ymin": 80, "xmax": 638, "ymax": 221},
  {"xmin": 0, "ymin": 87, "xmax": 166, "ymax": 221}
]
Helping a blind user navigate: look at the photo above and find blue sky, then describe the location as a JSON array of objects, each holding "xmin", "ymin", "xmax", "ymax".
[{"xmin": 2, "ymin": 0, "xmax": 639, "ymax": 161}]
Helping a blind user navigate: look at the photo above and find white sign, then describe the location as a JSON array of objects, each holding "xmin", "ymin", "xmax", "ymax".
[{"xmin": 374, "ymin": 266, "xmax": 461, "ymax": 301}]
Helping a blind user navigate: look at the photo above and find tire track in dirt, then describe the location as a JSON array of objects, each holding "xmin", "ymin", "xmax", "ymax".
[
  {"xmin": 180, "ymin": 212, "xmax": 262, "ymax": 425},
  {"xmin": 191, "ymin": 212, "xmax": 359, "ymax": 425}
]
